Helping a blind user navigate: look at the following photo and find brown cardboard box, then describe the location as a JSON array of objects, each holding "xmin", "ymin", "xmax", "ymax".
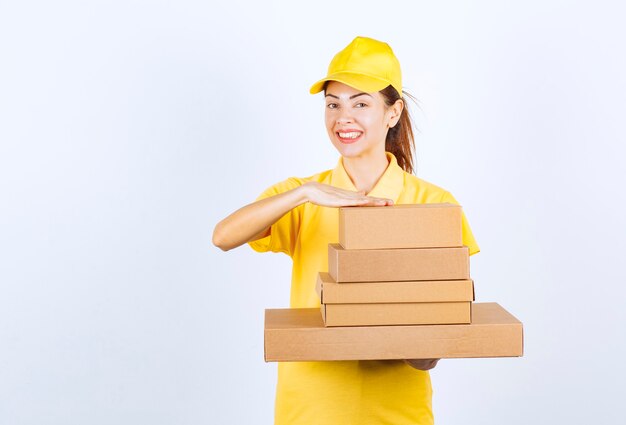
[
  {"xmin": 328, "ymin": 244, "xmax": 470, "ymax": 282},
  {"xmin": 338, "ymin": 203, "xmax": 463, "ymax": 250},
  {"xmin": 264, "ymin": 303, "xmax": 523, "ymax": 361},
  {"xmin": 320, "ymin": 301, "xmax": 472, "ymax": 326},
  {"xmin": 315, "ymin": 272, "xmax": 474, "ymax": 304}
]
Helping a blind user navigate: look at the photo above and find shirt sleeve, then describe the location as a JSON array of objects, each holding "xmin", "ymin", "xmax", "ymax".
[
  {"xmin": 247, "ymin": 177, "xmax": 304, "ymax": 257},
  {"xmin": 440, "ymin": 191, "xmax": 480, "ymax": 256}
]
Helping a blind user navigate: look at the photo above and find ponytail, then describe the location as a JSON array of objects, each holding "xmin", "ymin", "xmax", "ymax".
[{"xmin": 380, "ymin": 85, "xmax": 417, "ymax": 175}]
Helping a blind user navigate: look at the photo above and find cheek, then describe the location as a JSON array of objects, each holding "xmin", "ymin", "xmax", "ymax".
[
  {"xmin": 325, "ymin": 119, "xmax": 333, "ymax": 134},
  {"xmin": 357, "ymin": 113, "xmax": 380, "ymax": 133},
  {"xmin": 325, "ymin": 113, "xmax": 336, "ymax": 132}
]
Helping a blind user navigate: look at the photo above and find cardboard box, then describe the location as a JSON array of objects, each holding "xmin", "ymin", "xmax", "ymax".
[
  {"xmin": 320, "ymin": 301, "xmax": 472, "ymax": 326},
  {"xmin": 264, "ymin": 303, "xmax": 523, "ymax": 361},
  {"xmin": 316, "ymin": 272, "xmax": 474, "ymax": 304},
  {"xmin": 338, "ymin": 203, "xmax": 463, "ymax": 250},
  {"xmin": 328, "ymin": 244, "xmax": 470, "ymax": 282}
]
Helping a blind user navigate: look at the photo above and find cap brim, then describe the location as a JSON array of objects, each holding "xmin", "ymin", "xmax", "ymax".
[{"xmin": 309, "ymin": 72, "xmax": 393, "ymax": 95}]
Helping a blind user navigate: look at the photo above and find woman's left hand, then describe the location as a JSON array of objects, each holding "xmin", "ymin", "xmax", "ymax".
[{"xmin": 403, "ymin": 359, "xmax": 440, "ymax": 371}]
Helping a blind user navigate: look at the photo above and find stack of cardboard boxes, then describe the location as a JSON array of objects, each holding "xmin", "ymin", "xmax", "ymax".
[
  {"xmin": 264, "ymin": 203, "xmax": 524, "ymax": 362},
  {"xmin": 318, "ymin": 203, "xmax": 474, "ymax": 327}
]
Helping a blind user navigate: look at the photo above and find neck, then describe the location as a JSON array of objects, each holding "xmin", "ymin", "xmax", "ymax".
[{"xmin": 342, "ymin": 150, "xmax": 390, "ymax": 195}]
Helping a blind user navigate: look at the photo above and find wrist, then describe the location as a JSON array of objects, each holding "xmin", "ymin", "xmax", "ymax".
[{"xmin": 294, "ymin": 183, "xmax": 311, "ymax": 206}]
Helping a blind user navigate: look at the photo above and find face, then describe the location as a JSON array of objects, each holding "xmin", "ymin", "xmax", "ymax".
[{"xmin": 324, "ymin": 81, "xmax": 403, "ymax": 159}]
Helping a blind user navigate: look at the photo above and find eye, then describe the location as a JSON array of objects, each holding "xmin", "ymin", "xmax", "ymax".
[
  {"xmin": 355, "ymin": 102, "xmax": 367, "ymax": 108},
  {"xmin": 326, "ymin": 103, "xmax": 338, "ymax": 109}
]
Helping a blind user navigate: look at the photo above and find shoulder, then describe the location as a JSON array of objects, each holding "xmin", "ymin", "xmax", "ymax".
[{"xmin": 402, "ymin": 173, "xmax": 455, "ymax": 203}]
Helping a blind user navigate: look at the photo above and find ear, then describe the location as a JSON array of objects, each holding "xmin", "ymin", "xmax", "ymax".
[{"xmin": 387, "ymin": 99, "xmax": 404, "ymax": 128}]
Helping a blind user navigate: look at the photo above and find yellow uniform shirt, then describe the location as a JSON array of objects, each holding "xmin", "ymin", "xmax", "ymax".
[{"xmin": 248, "ymin": 152, "xmax": 479, "ymax": 425}]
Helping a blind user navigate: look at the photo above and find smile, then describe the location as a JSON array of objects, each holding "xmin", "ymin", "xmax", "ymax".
[{"xmin": 337, "ymin": 131, "xmax": 363, "ymax": 144}]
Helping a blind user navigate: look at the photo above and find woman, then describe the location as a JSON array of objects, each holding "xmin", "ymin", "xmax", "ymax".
[{"xmin": 213, "ymin": 36, "xmax": 479, "ymax": 425}]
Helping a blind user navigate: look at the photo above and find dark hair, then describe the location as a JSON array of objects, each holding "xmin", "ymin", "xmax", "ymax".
[
  {"xmin": 323, "ymin": 82, "xmax": 418, "ymax": 174},
  {"xmin": 380, "ymin": 85, "xmax": 417, "ymax": 175}
]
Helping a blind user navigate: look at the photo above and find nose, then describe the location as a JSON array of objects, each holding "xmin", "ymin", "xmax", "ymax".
[{"xmin": 336, "ymin": 108, "xmax": 354, "ymax": 125}]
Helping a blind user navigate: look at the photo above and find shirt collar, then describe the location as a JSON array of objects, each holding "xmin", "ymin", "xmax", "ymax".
[{"xmin": 330, "ymin": 151, "xmax": 405, "ymax": 203}]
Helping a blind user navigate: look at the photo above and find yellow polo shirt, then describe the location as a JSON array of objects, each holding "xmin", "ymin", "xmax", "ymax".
[{"xmin": 248, "ymin": 152, "xmax": 479, "ymax": 425}]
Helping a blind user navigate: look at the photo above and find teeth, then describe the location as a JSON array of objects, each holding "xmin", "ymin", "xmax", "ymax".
[{"xmin": 338, "ymin": 132, "xmax": 361, "ymax": 139}]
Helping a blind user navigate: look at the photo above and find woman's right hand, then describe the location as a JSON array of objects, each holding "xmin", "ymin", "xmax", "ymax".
[
  {"xmin": 213, "ymin": 181, "xmax": 393, "ymax": 251},
  {"xmin": 301, "ymin": 182, "xmax": 394, "ymax": 207}
]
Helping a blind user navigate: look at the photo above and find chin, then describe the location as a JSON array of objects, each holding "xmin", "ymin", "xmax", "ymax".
[
  {"xmin": 334, "ymin": 143, "xmax": 380, "ymax": 161},
  {"xmin": 333, "ymin": 145, "xmax": 361, "ymax": 159},
  {"xmin": 330, "ymin": 138, "xmax": 361, "ymax": 155}
]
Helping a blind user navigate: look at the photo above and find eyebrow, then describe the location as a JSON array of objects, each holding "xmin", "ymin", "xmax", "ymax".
[{"xmin": 325, "ymin": 92, "xmax": 372, "ymax": 100}]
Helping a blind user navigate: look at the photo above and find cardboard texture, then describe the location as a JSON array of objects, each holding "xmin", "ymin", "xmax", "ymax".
[
  {"xmin": 264, "ymin": 303, "xmax": 523, "ymax": 361},
  {"xmin": 316, "ymin": 272, "xmax": 474, "ymax": 304},
  {"xmin": 320, "ymin": 301, "xmax": 472, "ymax": 326},
  {"xmin": 338, "ymin": 203, "xmax": 463, "ymax": 250},
  {"xmin": 328, "ymin": 244, "xmax": 470, "ymax": 282}
]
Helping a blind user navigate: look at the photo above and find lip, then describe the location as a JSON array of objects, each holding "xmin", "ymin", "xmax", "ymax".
[{"xmin": 336, "ymin": 129, "xmax": 363, "ymax": 144}]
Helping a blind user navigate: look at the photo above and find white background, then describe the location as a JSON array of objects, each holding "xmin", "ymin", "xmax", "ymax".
[{"xmin": 1, "ymin": 1, "xmax": 625, "ymax": 424}]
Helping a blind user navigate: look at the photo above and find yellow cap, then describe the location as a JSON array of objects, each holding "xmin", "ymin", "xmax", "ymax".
[{"xmin": 309, "ymin": 36, "xmax": 402, "ymax": 96}]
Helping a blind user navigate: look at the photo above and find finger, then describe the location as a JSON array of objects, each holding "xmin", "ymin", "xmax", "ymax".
[
  {"xmin": 364, "ymin": 196, "xmax": 393, "ymax": 203},
  {"xmin": 425, "ymin": 359, "xmax": 439, "ymax": 370},
  {"xmin": 355, "ymin": 200, "xmax": 384, "ymax": 207},
  {"xmin": 351, "ymin": 198, "xmax": 375, "ymax": 206},
  {"xmin": 403, "ymin": 358, "xmax": 438, "ymax": 370},
  {"xmin": 329, "ymin": 197, "xmax": 372, "ymax": 207},
  {"xmin": 361, "ymin": 198, "xmax": 392, "ymax": 206}
]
